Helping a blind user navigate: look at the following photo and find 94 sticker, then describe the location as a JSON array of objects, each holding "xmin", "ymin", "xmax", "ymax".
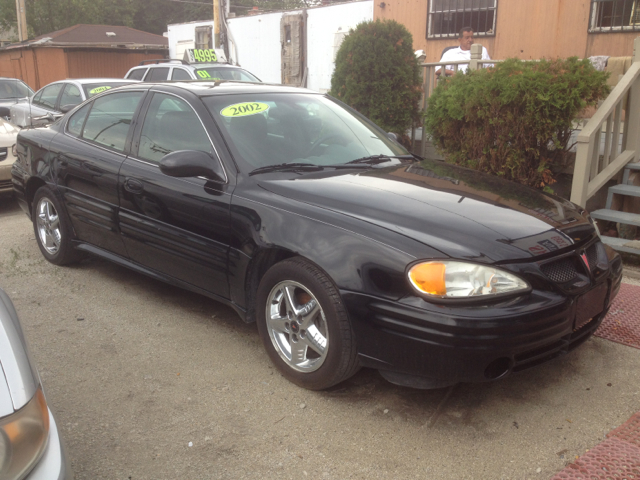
[
  {"xmin": 220, "ymin": 102, "xmax": 269, "ymax": 117},
  {"xmin": 88, "ymin": 86, "xmax": 112, "ymax": 95}
]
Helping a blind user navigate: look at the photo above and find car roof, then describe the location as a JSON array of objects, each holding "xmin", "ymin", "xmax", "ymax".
[
  {"xmin": 115, "ymin": 80, "xmax": 319, "ymax": 97},
  {"xmin": 69, "ymin": 78, "xmax": 136, "ymax": 85},
  {"xmin": 0, "ymin": 77, "xmax": 28, "ymax": 82}
]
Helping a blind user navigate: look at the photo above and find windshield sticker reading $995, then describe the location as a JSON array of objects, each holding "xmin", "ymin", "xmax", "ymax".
[{"xmin": 220, "ymin": 102, "xmax": 269, "ymax": 118}]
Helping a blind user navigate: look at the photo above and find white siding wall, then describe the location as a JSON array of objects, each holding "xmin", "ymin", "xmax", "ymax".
[{"xmin": 167, "ymin": 1, "xmax": 373, "ymax": 91}]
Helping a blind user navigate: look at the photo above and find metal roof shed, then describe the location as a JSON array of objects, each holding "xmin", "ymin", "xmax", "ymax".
[{"xmin": 0, "ymin": 24, "xmax": 169, "ymax": 90}]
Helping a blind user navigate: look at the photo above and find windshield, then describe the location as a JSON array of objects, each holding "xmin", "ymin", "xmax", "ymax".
[
  {"xmin": 82, "ymin": 83, "xmax": 131, "ymax": 98},
  {"xmin": 194, "ymin": 67, "xmax": 261, "ymax": 83},
  {"xmin": 0, "ymin": 79, "xmax": 34, "ymax": 99},
  {"xmin": 204, "ymin": 93, "xmax": 408, "ymax": 171}
]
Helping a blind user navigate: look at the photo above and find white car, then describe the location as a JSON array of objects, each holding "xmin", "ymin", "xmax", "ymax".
[
  {"xmin": 0, "ymin": 118, "xmax": 18, "ymax": 196},
  {"xmin": 0, "ymin": 287, "xmax": 72, "ymax": 479},
  {"xmin": 10, "ymin": 78, "xmax": 136, "ymax": 128}
]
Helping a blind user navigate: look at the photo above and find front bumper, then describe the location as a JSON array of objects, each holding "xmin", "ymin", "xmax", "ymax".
[
  {"xmin": 343, "ymin": 257, "xmax": 622, "ymax": 388},
  {"xmin": 26, "ymin": 409, "xmax": 72, "ymax": 480}
]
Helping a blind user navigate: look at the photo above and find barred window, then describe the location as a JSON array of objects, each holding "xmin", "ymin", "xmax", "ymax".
[
  {"xmin": 590, "ymin": 0, "xmax": 640, "ymax": 32},
  {"xmin": 428, "ymin": 0, "xmax": 497, "ymax": 39}
]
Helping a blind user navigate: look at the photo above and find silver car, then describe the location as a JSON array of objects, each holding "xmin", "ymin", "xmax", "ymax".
[
  {"xmin": 0, "ymin": 288, "xmax": 71, "ymax": 479},
  {"xmin": 10, "ymin": 78, "xmax": 136, "ymax": 128}
]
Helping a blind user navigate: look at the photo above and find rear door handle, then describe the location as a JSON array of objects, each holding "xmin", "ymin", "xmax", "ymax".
[{"xmin": 124, "ymin": 177, "xmax": 144, "ymax": 194}]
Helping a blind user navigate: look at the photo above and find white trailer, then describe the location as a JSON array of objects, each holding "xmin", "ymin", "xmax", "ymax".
[{"xmin": 166, "ymin": 0, "xmax": 373, "ymax": 93}]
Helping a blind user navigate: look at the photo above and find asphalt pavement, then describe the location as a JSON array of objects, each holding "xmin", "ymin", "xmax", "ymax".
[{"xmin": 1, "ymin": 198, "xmax": 639, "ymax": 480}]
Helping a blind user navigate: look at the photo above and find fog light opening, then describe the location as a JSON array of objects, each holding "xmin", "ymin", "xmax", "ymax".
[{"xmin": 484, "ymin": 357, "xmax": 512, "ymax": 380}]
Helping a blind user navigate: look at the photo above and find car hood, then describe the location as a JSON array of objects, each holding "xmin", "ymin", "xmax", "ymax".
[
  {"xmin": 0, "ymin": 288, "xmax": 38, "ymax": 415},
  {"xmin": 256, "ymin": 160, "xmax": 593, "ymax": 262}
]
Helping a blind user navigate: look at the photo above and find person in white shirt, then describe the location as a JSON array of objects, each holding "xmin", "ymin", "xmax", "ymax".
[{"xmin": 436, "ymin": 27, "xmax": 492, "ymax": 76}]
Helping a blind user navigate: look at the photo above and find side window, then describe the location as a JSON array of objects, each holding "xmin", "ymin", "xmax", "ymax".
[
  {"xmin": 127, "ymin": 68, "xmax": 147, "ymax": 80},
  {"xmin": 171, "ymin": 68, "xmax": 192, "ymax": 81},
  {"xmin": 32, "ymin": 89, "xmax": 43, "ymax": 106},
  {"xmin": 59, "ymin": 84, "xmax": 82, "ymax": 108},
  {"xmin": 67, "ymin": 103, "xmax": 91, "ymax": 137},
  {"xmin": 137, "ymin": 93, "xmax": 213, "ymax": 164},
  {"xmin": 35, "ymin": 84, "xmax": 63, "ymax": 109},
  {"xmin": 146, "ymin": 67, "xmax": 170, "ymax": 82},
  {"xmin": 81, "ymin": 92, "xmax": 144, "ymax": 152}
]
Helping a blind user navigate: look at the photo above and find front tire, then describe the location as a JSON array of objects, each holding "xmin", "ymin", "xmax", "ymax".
[
  {"xmin": 256, "ymin": 257, "xmax": 359, "ymax": 390},
  {"xmin": 32, "ymin": 186, "xmax": 81, "ymax": 265}
]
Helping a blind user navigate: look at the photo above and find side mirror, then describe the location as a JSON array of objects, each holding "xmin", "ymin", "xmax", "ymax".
[
  {"xmin": 0, "ymin": 107, "xmax": 10, "ymax": 118},
  {"xmin": 32, "ymin": 112, "xmax": 63, "ymax": 124},
  {"xmin": 60, "ymin": 104, "xmax": 76, "ymax": 114},
  {"xmin": 159, "ymin": 150, "xmax": 225, "ymax": 181},
  {"xmin": 387, "ymin": 132, "xmax": 399, "ymax": 142}
]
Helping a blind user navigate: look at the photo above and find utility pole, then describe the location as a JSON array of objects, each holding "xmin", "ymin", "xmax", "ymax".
[
  {"xmin": 213, "ymin": 0, "xmax": 220, "ymax": 48},
  {"xmin": 15, "ymin": 0, "xmax": 27, "ymax": 42}
]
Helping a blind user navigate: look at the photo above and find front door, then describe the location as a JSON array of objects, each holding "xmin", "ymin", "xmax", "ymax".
[{"xmin": 118, "ymin": 91, "xmax": 233, "ymax": 298}]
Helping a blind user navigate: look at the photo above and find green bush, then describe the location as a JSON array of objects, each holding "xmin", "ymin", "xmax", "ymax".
[
  {"xmin": 424, "ymin": 57, "xmax": 610, "ymax": 189},
  {"xmin": 330, "ymin": 20, "xmax": 422, "ymax": 138}
]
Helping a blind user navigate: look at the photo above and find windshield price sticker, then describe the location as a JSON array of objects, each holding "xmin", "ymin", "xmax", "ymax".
[
  {"xmin": 220, "ymin": 102, "xmax": 269, "ymax": 118},
  {"xmin": 187, "ymin": 48, "xmax": 217, "ymax": 63},
  {"xmin": 196, "ymin": 70, "xmax": 221, "ymax": 80},
  {"xmin": 88, "ymin": 86, "xmax": 112, "ymax": 95}
]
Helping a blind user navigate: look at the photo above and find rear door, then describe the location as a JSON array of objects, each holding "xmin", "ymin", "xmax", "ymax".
[
  {"xmin": 52, "ymin": 89, "xmax": 147, "ymax": 257},
  {"xmin": 118, "ymin": 90, "xmax": 233, "ymax": 298}
]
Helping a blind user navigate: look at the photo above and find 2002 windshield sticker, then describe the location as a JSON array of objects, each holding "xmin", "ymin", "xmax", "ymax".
[{"xmin": 220, "ymin": 102, "xmax": 269, "ymax": 118}]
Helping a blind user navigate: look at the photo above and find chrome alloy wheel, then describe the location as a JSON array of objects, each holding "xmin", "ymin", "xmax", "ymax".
[
  {"xmin": 265, "ymin": 280, "xmax": 329, "ymax": 372},
  {"xmin": 36, "ymin": 196, "xmax": 62, "ymax": 255}
]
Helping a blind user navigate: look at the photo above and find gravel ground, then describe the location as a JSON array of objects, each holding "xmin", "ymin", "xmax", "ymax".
[{"xmin": 1, "ymin": 198, "xmax": 639, "ymax": 480}]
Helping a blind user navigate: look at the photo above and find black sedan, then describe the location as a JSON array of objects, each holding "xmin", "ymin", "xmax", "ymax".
[{"xmin": 11, "ymin": 81, "xmax": 622, "ymax": 390}]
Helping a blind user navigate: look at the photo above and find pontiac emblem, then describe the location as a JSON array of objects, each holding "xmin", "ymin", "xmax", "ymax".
[{"xmin": 580, "ymin": 252, "xmax": 590, "ymax": 271}]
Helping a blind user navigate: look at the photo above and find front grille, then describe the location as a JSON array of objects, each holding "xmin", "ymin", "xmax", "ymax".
[
  {"xmin": 586, "ymin": 243, "xmax": 599, "ymax": 272},
  {"xmin": 0, "ymin": 147, "xmax": 6, "ymax": 162},
  {"xmin": 540, "ymin": 257, "xmax": 578, "ymax": 283}
]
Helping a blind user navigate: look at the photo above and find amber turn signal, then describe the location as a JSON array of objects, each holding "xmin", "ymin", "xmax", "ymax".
[{"xmin": 408, "ymin": 262, "xmax": 447, "ymax": 295}]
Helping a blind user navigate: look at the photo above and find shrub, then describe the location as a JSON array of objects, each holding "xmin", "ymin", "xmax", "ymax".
[
  {"xmin": 330, "ymin": 20, "xmax": 422, "ymax": 138},
  {"xmin": 424, "ymin": 57, "xmax": 610, "ymax": 189}
]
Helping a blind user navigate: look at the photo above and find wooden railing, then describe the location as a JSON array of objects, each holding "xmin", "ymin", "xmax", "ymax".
[{"xmin": 570, "ymin": 37, "xmax": 640, "ymax": 207}]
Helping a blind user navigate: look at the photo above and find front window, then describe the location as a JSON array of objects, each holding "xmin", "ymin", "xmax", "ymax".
[
  {"xmin": 428, "ymin": 0, "xmax": 497, "ymax": 38},
  {"xmin": 204, "ymin": 93, "xmax": 407, "ymax": 171},
  {"xmin": 0, "ymin": 79, "xmax": 33, "ymax": 99},
  {"xmin": 35, "ymin": 83, "xmax": 63, "ymax": 109},
  {"xmin": 194, "ymin": 67, "xmax": 260, "ymax": 82},
  {"xmin": 590, "ymin": 0, "xmax": 640, "ymax": 32}
]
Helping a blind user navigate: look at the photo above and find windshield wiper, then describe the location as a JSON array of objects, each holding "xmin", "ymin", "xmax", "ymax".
[
  {"xmin": 249, "ymin": 162, "xmax": 324, "ymax": 176},
  {"xmin": 345, "ymin": 155, "xmax": 393, "ymax": 165}
]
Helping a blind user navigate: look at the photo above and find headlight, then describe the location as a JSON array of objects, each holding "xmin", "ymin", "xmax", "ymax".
[
  {"xmin": 0, "ymin": 387, "xmax": 49, "ymax": 480},
  {"xmin": 408, "ymin": 261, "xmax": 530, "ymax": 299}
]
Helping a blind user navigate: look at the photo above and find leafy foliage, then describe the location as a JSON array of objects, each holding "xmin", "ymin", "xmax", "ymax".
[
  {"xmin": 330, "ymin": 20, "xmax": 422, "ymax": 136},
  {"xmin": 424, "ymin": 57, "xmax": 610, "ymax": 189},
  {"xmin": 0, "ymin": 0, "xmax": 212, "ymax": 37}
]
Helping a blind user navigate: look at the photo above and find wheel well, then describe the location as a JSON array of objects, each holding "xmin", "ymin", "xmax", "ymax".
[
  {"xmin": 25, "ymin": 178, "xmax": 46, "ymax": 217},
  {"xmin": 244, "ymin": 248, "xmax": 295, "ymax": 323}
]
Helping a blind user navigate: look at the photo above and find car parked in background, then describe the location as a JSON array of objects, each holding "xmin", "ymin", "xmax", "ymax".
[
  {"xmin": 125, "ymin": 49, "xmax": 261, "ymax": 83},
  {"xmin": 0, "ymin": 78, "xmax": 34, "ymax": 121},
  {"xmin": 11, "ymin": 81, "xmax": 622, "ymax": 391},
  {"xmin": 10, "ymin": 79, "xmax": 136, "ymax": 128},
  {"xmin": 0, "ymin": 287, "xmax": 71, "ymax": 479},
  {"xmin": 0, "ymin": 118, "xmax": 19, "ymax": 197}
]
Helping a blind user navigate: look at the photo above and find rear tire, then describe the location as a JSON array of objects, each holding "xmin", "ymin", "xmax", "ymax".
[
  {"xmin": 32, "ymin": 186, "xmax": 82, "ymax": 266},
  {"xmin": 256, "ymin": 257, "xmax": 359, "ymax": 390}
]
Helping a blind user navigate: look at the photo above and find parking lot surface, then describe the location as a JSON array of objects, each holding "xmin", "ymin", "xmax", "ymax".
[{"xmin": 1, "ymin": 199, "xmax": 639, "ymax": 480}]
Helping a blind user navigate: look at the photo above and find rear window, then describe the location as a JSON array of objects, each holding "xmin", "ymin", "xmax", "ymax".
[
  {"xmin": 0, "ymin": 79, "xmax": 33, "ymax": 99},
  {"xmin": 82, "ymin": 83, "xmax": 132, "ymax": 98},
  {"xmin": 126, "ymin": 68, "xmax": 147, "ymax": 81}
]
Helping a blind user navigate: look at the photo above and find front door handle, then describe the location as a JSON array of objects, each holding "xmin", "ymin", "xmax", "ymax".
[{"xmin": 124, "ymin": 177, "xmax": 144, "ymax": 194}]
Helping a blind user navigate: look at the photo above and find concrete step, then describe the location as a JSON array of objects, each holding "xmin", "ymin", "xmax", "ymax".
[
  {"xmin": 606, "ymin": 184, "xmax": 640, "ymax": 208},
  {"xmin": 601, "ymin": 235, "xmax": 640, "ymax": 255},
  {"xmin": 591, "ymin": 209, "xmax": 640, "ymax": 228}
]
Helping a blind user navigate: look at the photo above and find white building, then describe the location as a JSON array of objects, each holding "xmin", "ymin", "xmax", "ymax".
[{"xmin": 166, "ymin": 0, "xmax": 373, "ymax": 93}]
